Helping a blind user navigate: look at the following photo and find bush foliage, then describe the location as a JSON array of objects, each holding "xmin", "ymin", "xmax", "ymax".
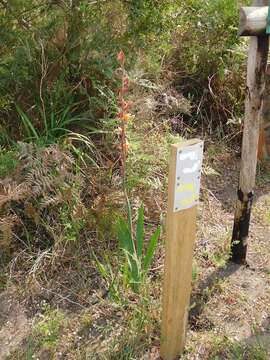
[
  {"xmin": 0, "ymin": 0, "xmax": 249, "ymax": 288},
  {"xmin": 1, "ymin": 0, "xmax": 247, "ymax": 144}
]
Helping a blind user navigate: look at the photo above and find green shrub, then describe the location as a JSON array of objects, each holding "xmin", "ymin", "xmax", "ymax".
[
  {"xmin": 0, "ymin": 0, "xmax": 176, "ymax": 144},
  {"xmin": 169, "ymin": 0, "xmax": 249, "ymax": 131},
  {"xmin": 0, "ymin": 149, "xmax": 18, "ymax": 178},
  {"xmin": 0, "ymin": 0, "xmax": 249, "ymax": 142},
  {"xmin": 117, "ymin": 202, "xmax": 160, "ymax": 292}
]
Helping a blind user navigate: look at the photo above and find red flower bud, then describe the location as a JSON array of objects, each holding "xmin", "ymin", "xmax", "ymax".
[
  {"xmin": 121, "ymin": 100, "xmax": 129, "ymax": 111},
  {"xmin": 117, "ymin": 50, "xmax": 125, "ymax": 64},
  {"xmin": 123, "ymin": 77, "xmax": 129, "ymax": 89},
  {"xmin": 116, "ymin": 111, "xmax": 123, "ymax": 118}
]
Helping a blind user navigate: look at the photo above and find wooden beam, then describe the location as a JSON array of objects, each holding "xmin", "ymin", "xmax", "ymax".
[
  {"xmin": 238, "ymin": 6, "xmax": 268, "ymax": 36},
  {"xmin": 231, "ymin": 0, "xmax": 269, "ymax": 264},
  {"xmin": 161, "ymin": 139, "xmax": 203, "ymax": 360},
  {"xmin": 161, "ymin": 206, "xmax": 197, "ymax": 360}
]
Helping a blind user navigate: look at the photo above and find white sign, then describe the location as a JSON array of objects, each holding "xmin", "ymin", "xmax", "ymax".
[{"xmin": 173, "ymin": 141, "xmax": 204, "ymax": 212}]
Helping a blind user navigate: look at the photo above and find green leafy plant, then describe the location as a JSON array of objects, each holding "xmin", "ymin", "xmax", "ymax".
[
  {"xmin": 117, "ymin": 202, "xmax": 160, "ymax": 292},
  {"xmin": 93, "ymin": 252, "xmax": 121, "ymax": 302},
  {"xmin": 0, "ymin": 149, "xmax": 18, "ymax": 178},
  {"xmin": 115, "ymin": 51, "xmax": 160, "ymax": 292},
  {"xmin": 16, "ymin": 103, "xmax": 95, "ymax": 146}
]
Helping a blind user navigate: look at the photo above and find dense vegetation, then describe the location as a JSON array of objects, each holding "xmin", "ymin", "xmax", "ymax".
[
  {"xmin": 0, "ymin": 0, "xmax": 247, "ymax": 272},
  {"xmin": 1, "ymin": 0, "xmax": 246, "ymax": 143},
  {"xmin": 3, "ymin": 1, "xmax": 269, "ymax": 359},
  {"xmin": 0, "ymin": 1, "xmax": 244, "ymax": 253}
]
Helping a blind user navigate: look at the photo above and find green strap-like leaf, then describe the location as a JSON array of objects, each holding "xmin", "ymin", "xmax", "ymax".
[
  {"xmin": 136, "ymin": 205, "xmax": 144, "ymax": 258},
  {"xmin": 123, "ymin": 249, "xmax": 140, "ymax": 285},
  {"xmin": 117, "ymin": 217, "xmax": 140, "ymax": 286},
  {"xmin": 143, "ymin": 226, "xmax": 160, "ymax": 274},
  {"xmin": 126, "ymin": 196, "xmax": 133, "ymax": 236},
  {"xmin": 117, "ymin": 217, "xmax": 133, "ymax": 254},
  {"xmin": 16, "ymin": 105, "xmax": 39, "ymax": 140}
]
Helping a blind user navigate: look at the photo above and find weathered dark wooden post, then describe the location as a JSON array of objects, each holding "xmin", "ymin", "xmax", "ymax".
[
  {"xmin": 231, "ymin": 0, "xmax": 269, "ymax": 264},
  {"xmin": 258, "ymin": 65, "xmax": 270, "ymax": 160}
]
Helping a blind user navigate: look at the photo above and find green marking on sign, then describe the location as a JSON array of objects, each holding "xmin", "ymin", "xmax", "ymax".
[{"xmin": 267, "ymin": 2, "xmax": 270, "ymax": 34}]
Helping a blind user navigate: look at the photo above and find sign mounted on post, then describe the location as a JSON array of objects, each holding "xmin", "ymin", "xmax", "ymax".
[
  {"xmin": 161, "ymin": 139, "xmax": 203, "ymax": 360},
  {"xmin": 173, "ymin": 141, "xmax": 203, "ymax": 212}
]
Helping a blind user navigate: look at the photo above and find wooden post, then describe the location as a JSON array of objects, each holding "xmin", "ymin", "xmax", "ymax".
[
  {"xmin": 238, "ymin": 6, "xmax": 268, "ymax": 36},
  {"xmin": 258, "ymin": 65, "xmax": 270, "ymax": 160},
  {"xmin": 231, "ymin": 0, "xmax": 269, "ymax": 264},
  {"xmin": 161, "ymin": 139, "xmax": 203, "ymax": 360}
]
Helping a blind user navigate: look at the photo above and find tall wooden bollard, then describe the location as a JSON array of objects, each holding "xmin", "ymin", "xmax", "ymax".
[
  {"xmin": 161, "ymin": 139, "xmax": 203, "ymax": 360},
  {"xmin": 231, "ymin": 0, "xmax": 269, "ymax": 264}
]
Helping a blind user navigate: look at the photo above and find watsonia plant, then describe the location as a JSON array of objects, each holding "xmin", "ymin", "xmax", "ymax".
[
  {"xmin": 118, "ymin": 203, "xmax": 160, "ymax": 292},
  {"xmin": 116, "ymin": 50, "xmax": 160, "ymax": 291}
]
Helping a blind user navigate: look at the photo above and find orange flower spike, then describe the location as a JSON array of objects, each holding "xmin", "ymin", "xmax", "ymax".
[
  {"xmin": 122, "ymin": 113, "xmax": 130, "ymax": 123},
  {"xmin": 117, "ymin": 50, "xmax": 125, "ymax": 64}
]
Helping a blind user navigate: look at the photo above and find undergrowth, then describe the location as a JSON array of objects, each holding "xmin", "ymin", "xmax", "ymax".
[{"xmin": 1, "ymin": 1, "xmax": 268, "ymax": 360}]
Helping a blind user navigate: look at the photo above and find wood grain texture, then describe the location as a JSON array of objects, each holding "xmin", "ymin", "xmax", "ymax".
[
  {"xmin": 161, "ymin": 140, "xmax": 199, "ymax": 360},
  {"xmin": 258, "ymin": 66, "xmax": 270, "ymax": 160},
  {"xmin": 239, "ymin": 37, "xmax": 268, "ymax": 193},
  {"xmin": 238, "ymin": 6, "xmax": 267, "ymax": 36},
  {"xmin": 231, "ymin": 0, "xmax": 269, "ymax": 264}
]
